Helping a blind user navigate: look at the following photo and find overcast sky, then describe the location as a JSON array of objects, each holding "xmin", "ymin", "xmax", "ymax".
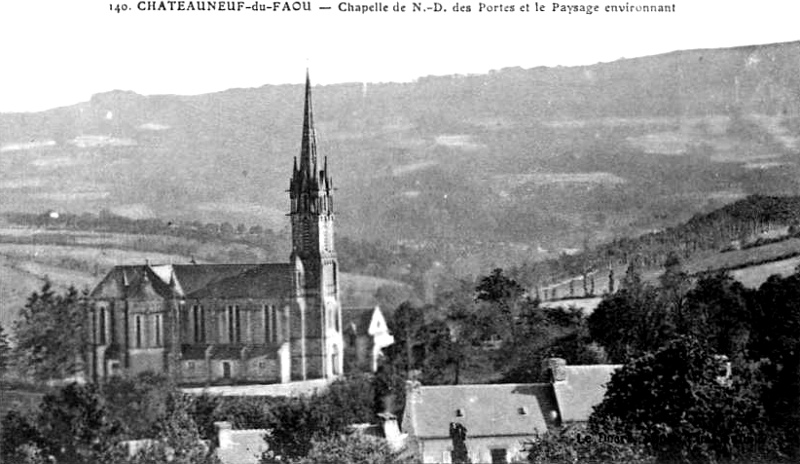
[{"xmin": 1, "ymin": 0, "xmax": 798, "ymax": 112}]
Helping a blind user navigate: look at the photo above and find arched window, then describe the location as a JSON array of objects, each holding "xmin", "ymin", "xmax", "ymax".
[
  {"xmin": 99, "ymin": 307, "xmax": 106, "ymax": 344},
  {"xmin": 135, "ymin": 315, "xmax": 143, "ymax": 348},
  {"xmin": 154, "ymin": 314, "xmax": 162, "ymax": 347}
]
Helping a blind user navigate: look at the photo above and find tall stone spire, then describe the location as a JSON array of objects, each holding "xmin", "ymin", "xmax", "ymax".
[
  {"xmin": 290, "ymin": 70, "xmax": 333, "ymax": 216},
  {"xmin": 298, "ymin": 69, "xmax": 318, "ymax": 191}
]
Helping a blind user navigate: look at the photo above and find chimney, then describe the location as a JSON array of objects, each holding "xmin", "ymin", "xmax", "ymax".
[
  {"xmin": 405, "ymin": 379, "xmax": 422, "ymax": 398},
  {"xmin": 214, "ymin": 421, "xmax": 233, "ymax": 448},
  {"xmin": 542, "ymin": 357, "xmax": 567, "ymax": 383},
  {"xmin": 378, "ymin": 412, "xmax": 407, "ymax": 451},
  {"xmin": 402, "ymin": 380, "xmax": 422, "ymax": 438}
]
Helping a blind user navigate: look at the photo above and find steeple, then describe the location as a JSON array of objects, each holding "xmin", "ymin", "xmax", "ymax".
[
  {"xmin": 286, "ymin": 69, "xmax": 342, "ymax": 382},
  {"xmin": 290, "ymin": 71, "xmax": 334, "ymax": 217},
  {"xmin": 298, "ymin": 70, "xmax": 318, "ymax": 191}
]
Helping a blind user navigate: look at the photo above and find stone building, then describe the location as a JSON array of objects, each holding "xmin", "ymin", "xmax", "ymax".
[
  {"xmin": 401, "ymin": 359, "xmax": 621, "ymax": 463},
  {"xmin": 87, "ymin": 73, "xmax": 344, "ymax": 385}
]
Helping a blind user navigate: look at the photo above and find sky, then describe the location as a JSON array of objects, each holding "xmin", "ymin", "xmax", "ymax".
[{"xmin": 1, "ymin": 0, "xmax": 799, "ymax": 113}]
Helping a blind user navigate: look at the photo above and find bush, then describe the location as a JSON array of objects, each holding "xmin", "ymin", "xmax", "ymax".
[{"xmin": 526, "ymin": 424, "xmax": 654, "ymax": 464}]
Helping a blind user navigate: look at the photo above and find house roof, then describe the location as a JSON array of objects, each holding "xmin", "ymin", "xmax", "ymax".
[
  {"xmin": 553, "ymin": 365, "xmax": 621, "ymax": 423},
  {"xmin": 407, "ymin": 383, "xmax": 557, "ymax": 439},
  {"xmin": 342, "ymin": 306, "xmax": 377, "ymax": 335}
]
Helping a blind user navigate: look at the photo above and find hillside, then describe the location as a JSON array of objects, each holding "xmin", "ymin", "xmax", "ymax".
[
  {"xmin": 528, "ymin": 195, "xmax": 800, "ymax": 318},
  {"xmin": 2, "ymin": 41, "xmax": 800, "ymax": 278}
]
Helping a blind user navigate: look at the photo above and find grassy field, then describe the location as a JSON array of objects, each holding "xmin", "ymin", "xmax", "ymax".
[
  {"xmin": 730, "ymin": 256, "xmax": 800, "ymax": 288},
  {"xmin": 0, "ymin": 227, "xmax": 409, "ymax": 332},
  {"xmin": 685, "ymin": 237, "xmax": 800, "ymax": 275}
]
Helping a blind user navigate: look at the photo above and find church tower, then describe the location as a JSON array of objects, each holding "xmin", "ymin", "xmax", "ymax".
[{"xmin": 289, "ymin": 72, "xmax": 342, "ymax": 380}]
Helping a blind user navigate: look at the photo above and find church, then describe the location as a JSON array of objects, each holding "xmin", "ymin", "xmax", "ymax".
[{"xmin": 87, "ymin": 73, "xmax": 348, "ymax": 385}]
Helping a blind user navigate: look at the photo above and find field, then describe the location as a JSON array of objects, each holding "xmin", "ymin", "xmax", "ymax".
[{"xmin": 685, "ymin": 237, "xmax": 800, "ymax": 275}]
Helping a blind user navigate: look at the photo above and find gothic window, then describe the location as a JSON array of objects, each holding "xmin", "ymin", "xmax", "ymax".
[
  {"xmin": 135, "ymin": 315, "xmax": 143, "ymax": 348},
  {"xmin": 236, "ymin": 307, "xmax": 241, "ymax": 343},
  {"xmin": 265, "ymin": 304, "xmax": 276, "ymax": 343},
  {"xmin": 192, "ymin": 305, "xmax": 202, "ymax": 343},
  {"xmin": 331, "ymin": 345, "xmax": 340, "ymax": 376},
  {"xmin": 99, "ymin": 307, "xmax": 106, "ymax": 344},
  {"xmin": 200, "ymin": 306, "xmax": 205, "ymax": 343},
  {"xmin": 227, "ymin": 305, "xmax": 240, "ymax": 344},
  {"xmin": 218, "ymin": 312, "xmax": 227, "ymax": 343},
  {"xmin": 154, "ymin": 314, "xmax": 162, "ymax": 347},
  {"xmin": 91, "ymin": 309, "xmax": 97, "ymax": 344}
]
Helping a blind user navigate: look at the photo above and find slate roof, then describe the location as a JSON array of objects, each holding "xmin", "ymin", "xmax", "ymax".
[
  {"xmin": 341, "ymin": 306, "xmax": 376, "ymax": 336},
  {"xmin": 210, "ymin": 345, "xmax": 247, "ymax": 360},
  {"xmin": 245, "ymin": 344, "xmax": 282, "ymax": 359},
  {"xmin": 553, "ymin": 365, "xmax": 621, "ymax": 423},
  {"xmin": 181, "ymin": 344, "xmax": 211, "ymax": 360},
  {"xmin": 91, "ymin": 266, "xmax": 175, "ymax": 300},
  {"xmin": 91, "ymin": 263, "xmax": 293, "ymax": 301},
  {"xmin": 186, "ymin": 264, "xmax": 294, "ymax": 299},
  {"xmin": 171, "ymin": 264, "xmax": 264, "ymax": 296},
  {"xmin": 408, "ymin": 383, "xmax": 557, "ymax": 439}
]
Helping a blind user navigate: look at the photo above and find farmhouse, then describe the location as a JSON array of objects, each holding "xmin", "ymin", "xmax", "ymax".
[{"xmin": 402, "ymin": 358, "xmax": 620, "ymax": 463}]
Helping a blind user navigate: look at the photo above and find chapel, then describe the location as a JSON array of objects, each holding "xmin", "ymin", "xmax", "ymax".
[{"xmin": 88, "ymin": 73, "xmax": 345, "ymax": 385}]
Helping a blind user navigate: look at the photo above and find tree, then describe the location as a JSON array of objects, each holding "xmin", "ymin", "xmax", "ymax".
[
  {"xmin": 219, "ymin": 222, "xmax": 235, "ymax": 236},
  {"xmin": 102, "ymin": 372, "xmax": 175, "ymax": 439},
  {"xmin": 748, "ymin": 272, "xmax": 800, "ymax": 449},
  {"xmin": 526, "ymin": 424, "xmax": 654, "ymax": 464},
  {"xmin": 683, "ymin": 271, "xmax": 751, "ymax": 355},
  {"xmin": 264, "ymin": 376, "xmax": 378, "ymax": 462},
  {"xmin": 35, "ymin": 382, "xmax": 127, "ymax": 463},
  {"xmin": 1, "ymin": 409, "xmax": 43, "ymax": 464},
  {"xmin": 501, "ymin": 305, "xmax": 603, "ymax": 383},
  {"xmin": 288, "ymin": 433, "xmax": 412, "ymax": 464},
  {"xmin": 0, "ymin": 322, "xmax": 10, "ymax": 376},
  {"xmin": 658, "ymin": 253, "xmax": 691, "ymax": 334},
  {"xmin": 13, "ymin": 282, "xmax": 90, "ymax": 381},
  {"xmin": 590, "ymin": 337, "xmax": 786, "ymax": 463},
  {"xmin": 384, "ymin": 302, "xmax": 426, "ymax": 372},
  {"xmin": 588, "ymin": 265, "xmax": 670, "ymax": 363},
  {"xmin": 475, "ymin": 268, "xmax": 525, "ymax": 323},
  {"xmin": 128, "ymin": 392, "xmax": 221, "ymax": 464}
]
